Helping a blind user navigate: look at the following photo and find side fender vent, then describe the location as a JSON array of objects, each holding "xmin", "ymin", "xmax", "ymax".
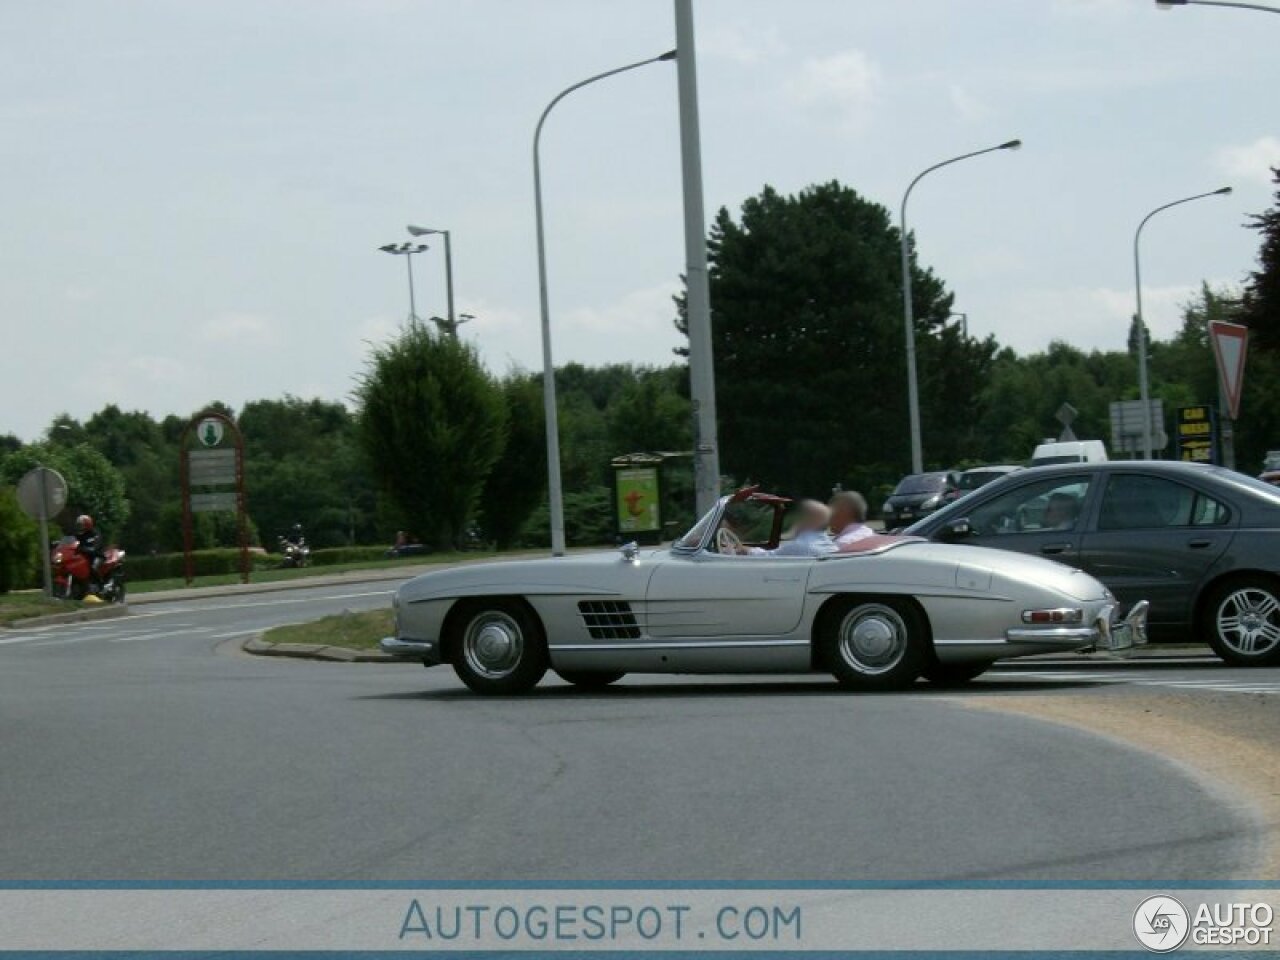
[{"xmin": 578, "ymin": 600, "xmax": 641, "ymax": 640}]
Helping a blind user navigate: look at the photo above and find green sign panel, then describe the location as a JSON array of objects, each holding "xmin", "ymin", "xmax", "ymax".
[{"xmin": 616, "ymin": 467, "xmax": 660, "ymax": 534}]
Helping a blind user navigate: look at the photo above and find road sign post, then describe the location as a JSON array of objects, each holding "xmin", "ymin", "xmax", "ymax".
[
  {"xmin": 16, "ymin": 466, "xmax": 68, "ymax": 598},
  {"xmin": 1209, "ymin": 321, "xmax": 1248, "ymax": 472},
  {"xmin": 180, "ymin": 412, "xmax": 250, "ymax": 586}
]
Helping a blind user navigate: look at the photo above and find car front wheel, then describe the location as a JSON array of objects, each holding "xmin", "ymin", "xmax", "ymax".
[
  {"xmin": 450, "ymin": 600, "xmax": 548, "ymax": 694},
  {"xmin": 818, "ymin": 596, "xmax": 929, "ymax": 690},
  {"xmin": 1202, "ymin": 577, "xmax": 1280, "ymax": 667}
]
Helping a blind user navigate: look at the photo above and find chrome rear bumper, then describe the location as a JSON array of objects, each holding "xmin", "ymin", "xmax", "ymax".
[
  {"xmin": 379, "ymin": 636, "xmax": 443, "ymax": 665},
  {"xmin": 1004, "ymin": 600, "xmax": 1149, "ymax": 656}
]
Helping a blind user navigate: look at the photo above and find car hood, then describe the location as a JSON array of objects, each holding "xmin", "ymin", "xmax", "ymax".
[{"xmin": 396, "ymin": 549, "xmax": 661, "ymax": 604}]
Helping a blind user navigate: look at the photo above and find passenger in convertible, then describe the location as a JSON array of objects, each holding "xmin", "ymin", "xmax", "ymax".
[{"xmin": 829, "ymin": 491, "xmax": 874, "ymax": 548}]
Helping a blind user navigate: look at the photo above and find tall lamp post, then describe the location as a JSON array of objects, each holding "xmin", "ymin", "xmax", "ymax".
[
  {"xmin": 378, "ymin": 241, "xmax": 429, "ymax": 324},
  {"xmin": 899, "ymin": 139, "xmax": 1021, "ymax": 474},
  {"xmin": 1157, "ymin": 0, "xmax": 1280, "ymax": 14},
  {"xmin": 1132, "ymin": 186, "xmax": 1233, "ymax": 460},
  {"xmin": 407, "ymin": 225, "xmax": 465, "ymax": 337},
  {"xmin": 534, "ymin": 50, "xmax": 677, "ymax": 557}
]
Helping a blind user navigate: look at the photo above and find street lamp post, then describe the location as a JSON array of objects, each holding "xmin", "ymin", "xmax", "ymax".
[
  {"xmin": 899, "ymin": 139, "xmax": 1021, "ymax": 474},
  {"xmin": 407, "ymin": 225, "xmax": 464, "ymax": 337},
  {"xmin": 1132, "ymin": 186, "xmax": 1233, "ymax": 460},
  {"xmin": 1157, "ymin": 0, "xmax": 1280, "ymax": 14},
  {"xmin": 534, "ymin": 50, "xmax": 677, "ymax": 557},
  {"xmin": 378, "ymin": 241, "xmax": 429, "ymax": 324}
]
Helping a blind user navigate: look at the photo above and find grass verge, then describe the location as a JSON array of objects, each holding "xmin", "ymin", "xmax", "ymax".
[
  {"xmin": 0, "ymin": 593, "xmax": 80, "ymax": 626},
  {"xmin": 260, "ymin": 608, "xmax": 394, "ymax": 651}
]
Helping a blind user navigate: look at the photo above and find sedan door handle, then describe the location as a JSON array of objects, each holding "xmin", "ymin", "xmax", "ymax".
[
  {"xmin": 762, "ymin": 575, "xmax": 802, "ymax": 583},
  {"xmin": 1187, "ymin": 538, "xmax": 1213, "ymax": 549},
  {"xmin": 1040, "ymin": 543, "xmax": 1073, "ymax": 556}
]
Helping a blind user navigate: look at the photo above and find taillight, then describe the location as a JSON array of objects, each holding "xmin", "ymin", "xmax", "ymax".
[{"xmin": 1021, "ymin": 608, "xmax": 1083, "ymax": 625}]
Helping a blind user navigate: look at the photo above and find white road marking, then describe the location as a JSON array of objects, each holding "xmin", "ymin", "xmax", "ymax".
[{"xmin": 1002, "ymin": 670, "xmax": 1280, "ymax": 696}]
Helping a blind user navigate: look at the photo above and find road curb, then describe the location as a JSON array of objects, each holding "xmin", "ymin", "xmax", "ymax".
[
  {"xmin": 241, "ymin": 633, "xmax": 401, "ymax": 664},
  {"xmin": 5, "ymin": 604, "xmax": 132, "ymax": 630}
]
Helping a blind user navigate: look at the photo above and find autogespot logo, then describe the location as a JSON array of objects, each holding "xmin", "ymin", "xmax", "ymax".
[{"xmin": 1134, "ymin": 895, "xmax": 1190, "ymax": 952}]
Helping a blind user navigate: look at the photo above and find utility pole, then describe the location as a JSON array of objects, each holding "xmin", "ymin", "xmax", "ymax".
[{"xmin": 674, "ymin": 0, "xmax": 721, "ymax": 515}]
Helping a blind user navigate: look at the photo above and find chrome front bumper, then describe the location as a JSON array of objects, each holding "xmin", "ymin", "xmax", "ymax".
[
  {"xmin": 1005, "ymin": 600, "xmax": 1149, "ymax": 656},
  {"xmin": 379, "ymin": 636, "xmax": 443, "ymax": 665}
]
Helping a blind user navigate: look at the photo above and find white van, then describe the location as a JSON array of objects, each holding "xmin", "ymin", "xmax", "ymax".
[{"xmin": 1029, "ymin": 439, "xmax": 1108, "ymax": 467}]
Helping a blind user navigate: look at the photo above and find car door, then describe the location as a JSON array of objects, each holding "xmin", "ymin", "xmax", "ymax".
[
  {"xmin": 645, "ymin": 551, "xmax": 813, "ymax": 639},
  {"xmin": 939, "ymin": 474, "xmax": 1095, "ymax": 565},
  {"xmin": 1077, "ymin": 472, "xmax": 1234, "ymax": 629}
]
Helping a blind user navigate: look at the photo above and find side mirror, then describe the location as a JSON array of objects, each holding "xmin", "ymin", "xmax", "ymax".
[
  {"xmin": 942, "ymin": 518, "xmax": 973, "ymax": 541},
  {"xmin": 620, "ymin": 541, "xmax": 639, "ymax": 562}
]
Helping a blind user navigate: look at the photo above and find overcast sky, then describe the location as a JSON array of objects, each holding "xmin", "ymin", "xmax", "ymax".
[{"xmin": 2, "ymin": 0, "xmax": 1275, "ymax": 440}]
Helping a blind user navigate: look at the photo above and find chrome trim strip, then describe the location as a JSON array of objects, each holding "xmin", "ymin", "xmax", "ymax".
[
  {"xmin": 549, "ymin": 639, "xmax": 810, "ymax": 652},
  {"xmin": 1004, "ymin": 626, "xmax": 1097, "ymax": 643}
]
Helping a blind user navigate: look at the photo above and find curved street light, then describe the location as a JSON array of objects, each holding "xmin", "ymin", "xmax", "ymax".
[
  {"xmin": 899, "ymin": 138, "xmax": 1021, "ymax": 474},
  {"xmin": 1157, "ymin": 0, "xmax": 1280, "ymax": 14},
  {"xmin": 1132, "ymin": 186, "xmax": 1233, "ymax": 460},
  {"xmin": 534, "ymin": 49, "xmax": 677, "ymax": 556}
]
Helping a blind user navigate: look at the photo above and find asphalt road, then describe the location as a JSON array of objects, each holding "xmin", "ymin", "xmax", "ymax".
[{"xmin": 0, "ymin": 581, "xmax": 1272, "ymax": 882}]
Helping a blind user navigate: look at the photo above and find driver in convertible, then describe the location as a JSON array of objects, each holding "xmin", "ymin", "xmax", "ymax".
[{"xmin": 742, "ymin": 500, "xmax": 837, "ymax": 557}]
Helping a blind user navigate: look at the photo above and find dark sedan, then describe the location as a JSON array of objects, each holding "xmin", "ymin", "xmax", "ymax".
[
  {"xmin": 881, "ymin": 471, "xmax": 957, "ymax": 528},
  {"xmin": 904, "ymin": 461, "xmax": 1280, "ymax": 666}
]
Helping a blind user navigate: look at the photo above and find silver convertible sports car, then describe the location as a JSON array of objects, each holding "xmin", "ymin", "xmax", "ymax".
[{"xmin": 381, "ymin": 489, "xmax": 1148, "ymax": 694}]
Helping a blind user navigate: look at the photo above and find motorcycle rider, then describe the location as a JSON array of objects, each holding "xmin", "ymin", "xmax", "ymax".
[
  {"xmin": 283, "ymin": 523, "xmax": 305, "ymax": 548},
  {"xmin": 74, "ymin": 514, "xmax": 103, "ymax": 584}
]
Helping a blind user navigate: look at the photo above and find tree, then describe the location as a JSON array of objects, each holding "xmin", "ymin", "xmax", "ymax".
[
  {"xmin": 1243, "ymin": 167, "xmax": 1280, "ymax": 352},
  {"xmin": 675, "ymin": 181, "xmax": 957, "ymax": 495},
  {"xmin": 0, "ymin": 443, "xmax": 130, "ymax": 537},
  {"xmin": 355, "ymin": 323, "xmax": 507, "ymax": 549},
  {"xmin": 480, "ymin": 373, "xmax": 547, "ymax": 549},
  {"xmin": 0, "ymin": 486, "xmax": 39, "ymax": 593}
]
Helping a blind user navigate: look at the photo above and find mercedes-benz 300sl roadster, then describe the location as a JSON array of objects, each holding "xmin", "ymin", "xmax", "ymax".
[{"xmin": 381, "ymin": 490, "xmax": 1147, "ymax": 694}]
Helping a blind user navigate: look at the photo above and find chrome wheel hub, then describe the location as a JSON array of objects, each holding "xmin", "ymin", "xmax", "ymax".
[
  {"xmin": 838, "ymin": 604, "xmax": 908, "ymax": 675},
  {"xmin": 463, "ymin": 612, "xmax": 524, "ymax": 678},
  {"xmin": 1217, "ymin": 588, "xmax": 1280, "ymax": 656}
]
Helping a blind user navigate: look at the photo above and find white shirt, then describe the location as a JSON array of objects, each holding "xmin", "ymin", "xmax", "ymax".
[
  {"xmin": 833, "ymin": 523, "xmax": 875, "ymax": 547},
  {"xmin": 749, "ymin": 529, "xmax": 837, "ymax": 557}
]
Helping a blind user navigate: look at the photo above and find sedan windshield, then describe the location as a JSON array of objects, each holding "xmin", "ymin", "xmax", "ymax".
[{"xmin": 893, "ymin": 473, "xmax": 948, "ymax": 495}]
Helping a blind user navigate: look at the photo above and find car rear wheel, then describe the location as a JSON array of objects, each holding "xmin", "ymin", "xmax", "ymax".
[
  {"xmin": 554, "ymin": 669, "xmax": 626, "ymax": 690},
  {"xmin": 1202, "ymin": 576, "xmax": 1280, "ymax": 667},
  {"xmin": 818, "ymin": 596, "xmax": 929, "ymax": 690},
  {"xmin": 921, "ymin": 660, "xmax": 993, "ymax": 686},
  {"xmin": 450, "ymin": 599, "xmax": 548, "ymax": 694}
]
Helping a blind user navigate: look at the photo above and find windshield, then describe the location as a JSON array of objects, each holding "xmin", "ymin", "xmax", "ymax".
[
  {"xmin": 673, "ymin": 503, "xmax": 719, "ymax": 551},
  {"xmin": 893, "ymin": 473, "xmax": 949, "ymax": 495}
]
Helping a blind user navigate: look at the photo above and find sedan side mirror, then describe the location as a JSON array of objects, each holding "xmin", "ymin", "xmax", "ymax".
[{"xmin": 942, "ymin": 518, "xmax": 973, "ymax": 541}]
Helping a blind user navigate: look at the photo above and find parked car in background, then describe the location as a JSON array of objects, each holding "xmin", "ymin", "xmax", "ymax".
[
  {"xmin": 940, "ymin": 465, "xmax": 1023, "ymax": 505},
  {"xmin": 905, "ymin": 461, "xmax": 1280, "ymax": 666},
  {"xmin": 1029, "ymin": 439, "xmax": 1108, "ymax": 466},
  {"xmin": 881, "ymin": 471, "xmax": 957, "ymax": 528}
]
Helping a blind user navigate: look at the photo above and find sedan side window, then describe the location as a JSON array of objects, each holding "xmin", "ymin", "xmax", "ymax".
[
  {"xmin": 1098, "ymin": 474, "xmax": 1230, "ymax": 530},
  {"xmin": 966, "ymin": 477, "xmax": 1091, "ymax": 536}
]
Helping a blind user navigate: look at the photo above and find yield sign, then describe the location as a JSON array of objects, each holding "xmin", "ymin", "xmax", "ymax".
[{"xmin": 1209, "ymin": 321, "xmax": 1249, "ymax": 421}]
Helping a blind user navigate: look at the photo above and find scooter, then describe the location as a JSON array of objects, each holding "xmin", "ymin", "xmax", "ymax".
[
  {"xmin": 278, "ymin": 535, "xmax": 310, "ymax": 569},
  {"xmin": 51, "ymin": 536, "xmax": 127, "ymax": 603}
]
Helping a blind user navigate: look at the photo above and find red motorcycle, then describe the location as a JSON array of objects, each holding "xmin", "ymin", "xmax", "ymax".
[{"xmin": 51, "ymin": 536, "xmax": 127, "ymax": 603}]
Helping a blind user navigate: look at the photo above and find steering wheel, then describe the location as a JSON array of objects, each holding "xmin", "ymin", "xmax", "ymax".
[{"xmin": 716, "ymin": 527, "xmax": 744, "ymax": 555}]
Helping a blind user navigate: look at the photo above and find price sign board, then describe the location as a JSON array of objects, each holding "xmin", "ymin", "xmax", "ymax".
[{"xmin": 1176, "ymin": 405, "xmax": 1218, "ymax": 465}]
